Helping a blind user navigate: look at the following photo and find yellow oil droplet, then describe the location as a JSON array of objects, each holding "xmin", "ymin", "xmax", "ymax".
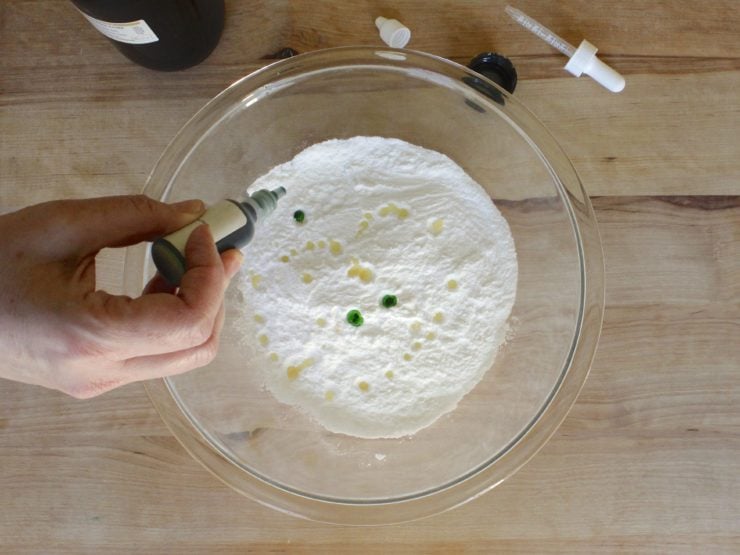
[
  {"xmin": 385, "ymin": 370, "xmax": 394, "ymax": 379},
  {"xmin": 347, "ymin": 259, "xmax": 373, "ymax": 283},
  {"xmin": 355, "ymin": 220, "xmax": 370, "ymax": 237},
  {"xmin": 300, "ymin": 358, "xmax": 315, "ymax": 369},
  {"xmin": 325, "ymin": 390, "xmax": 335, "ymax": 401},
  {"xmin": 329, "ymin": 240, "xmax": 343, "ymax": 255},
  {"xmin": 433, "ymin": 312, "xmax": 444, "ymax": 324},
  {"xmin": 305, "ymin": 241, "xmax": 315, "ymax": 251},
  {"xmin": 269, "ymin": 353, "xmax": 279, "ymax": 362},
  {"xmin": 290, "ymin": 248, "xmax": 298, "ymax": 257},
  {"xmin": 254, "ymin": 314, "xmax": 265, "ymax": 324},
  {"xmin": 430, "ymin": 219, "xmax": 444, "ymax": 236},
  {"xmin": 364, "ymin": 212, "xmax": 374, "ymax": 221},
  {"xmin": 426, "ymin": 332, "xmax": 437, "ymax": 341},
  {"xmin": 378, "ymin": 202, "xmax": 409, "ymax": 220},
  {"xmin": 280, "ymin": 255, "xmax": 290, "ymax": 263},
  {"xmin": 301, "ymin": 273, "xmax": 314, "ymax": 284},
  {"xmin": 403, "ymin": 353, "xmax": 413, "ymax": 361},
  {"xmin": 358, "ymin": 268, "xmax": 374, "ymax": 283},
  {"xmin": 287, "ymin": 358, "xmax": 315, "ymax": 381},
  {"xmin": 258, "ymin": 334, "xmax": 269, "ymax": 347},
  {"xmin": 317, "ymin": 240, "xmax": 326, "ymax": 249},
  {"xmin": 316, "ymin": 317, "xmax": 327, "ymax": 327},
  {"xmin": 412, "ymin": 341, "xmax": 423, "ymax": 351},
  {"xmin": 410, "ymin": 321, "xmax": 422, "ymax": 333},
  {"xmin": 250, "ymin": 274, "xmax": 262, "ymax": 289},
  {"xmin": 447, "ymin": 279, "xmax": 458, "ymax": 291},
  {"xmin": 358, "ymin": 381, "xmax": 370, "ymax": 392}
]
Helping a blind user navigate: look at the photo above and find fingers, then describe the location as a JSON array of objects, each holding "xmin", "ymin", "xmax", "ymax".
[
  {"xmin": 86, "ymin": 225, "xmax": 242, "ymax": 359},
  {"xmin": 144, "ymin": 248, "xmax": 243, "ymax": 295},
  {"xmin": 39, "ymin": 195, "xmax": 205, "ymax": 258},
  {"xmin": 67, "ymin": 302, "xmax": 226, "ymax": 397},
  {"xmin": 177, "ymin": 224, "xmax": 230, "ymax": 313},
  {"xmin": 221, "ymin": 249, "xmax": 244, "ymax": 280},
  {"xmin": 120, "ymin": 302, "xmax": 226, "ymax": 381},
  {"xmin": 143, "ymin": 272, "xmax": 177, "ymax": 295}
]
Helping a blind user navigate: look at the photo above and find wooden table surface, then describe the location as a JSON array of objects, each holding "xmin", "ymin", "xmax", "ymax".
[{"xmin": 2, "ymin": 1, "xmax": 739, "ymax": 552}]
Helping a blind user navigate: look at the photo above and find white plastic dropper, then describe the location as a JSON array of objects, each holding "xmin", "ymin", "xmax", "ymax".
[{"xmin": 505, "ymin": 5, "xmax": 625, "ymax": 93}]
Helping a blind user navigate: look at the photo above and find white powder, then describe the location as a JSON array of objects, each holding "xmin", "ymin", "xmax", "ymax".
[{"xmin": 235, "ymin": 137, "xmax": 517, "ymax": 438}]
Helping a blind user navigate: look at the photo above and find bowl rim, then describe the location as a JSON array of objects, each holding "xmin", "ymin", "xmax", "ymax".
[{"xmin": 128, "ymin": 46, "xmax": 605, "ymax": 525}]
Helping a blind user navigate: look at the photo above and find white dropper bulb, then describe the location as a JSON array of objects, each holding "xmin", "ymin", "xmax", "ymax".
[
  {"xmin": 375, "ymin": 16, "xmax": 411, "ymax": 48},
  {"xmin": 563, "ymin": 39, "xmax": 625, "ymax": 93},
  {"xmin": 505, "ymin": 5, "xmax": 625, "ymax": 93}
]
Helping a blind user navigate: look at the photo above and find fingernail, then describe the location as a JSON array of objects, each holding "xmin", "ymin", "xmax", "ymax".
[
  {"xmin": 171, "ymin": 199, "xmax": 205, "ymax": 214},
  {"xmin": 231, "ymin": 250, "xmax": 245, "ymax": 271},
  {"xmin": 227, "ymin": 251, "xmax": 244, "ymax": 279}
]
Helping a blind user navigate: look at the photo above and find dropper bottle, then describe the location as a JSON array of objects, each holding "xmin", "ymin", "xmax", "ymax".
[
  {"xmin": 505, "ymin": 5, "xmax": 625, "ymax": 93},
  {"xmin": 152, "ymin": 187, "xmax": 286, "ymax": 285}
]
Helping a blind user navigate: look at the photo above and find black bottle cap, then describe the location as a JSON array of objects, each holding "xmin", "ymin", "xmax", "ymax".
[
  {"xmin": 263, "ymin": 47, "xmax": 299, "ymax": 60},
  {"xmin": 467, "ymin": 52, "xmax": 518, "ymax": 94}
]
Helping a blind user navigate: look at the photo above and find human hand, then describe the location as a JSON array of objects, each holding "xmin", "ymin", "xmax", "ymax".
[{"xmin": 0, "ymin": 195, "xmax": 243, "ymax": 398}]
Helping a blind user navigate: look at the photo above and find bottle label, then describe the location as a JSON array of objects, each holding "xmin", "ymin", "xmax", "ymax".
[{"xmin": 79, "ymin": 12, "xmax": 159, "ymax": 45}]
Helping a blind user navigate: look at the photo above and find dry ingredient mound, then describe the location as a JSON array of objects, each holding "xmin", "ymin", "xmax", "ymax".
[{"xmin": 236, "ymin": 137, "xmax": 517, "ymax": 438}]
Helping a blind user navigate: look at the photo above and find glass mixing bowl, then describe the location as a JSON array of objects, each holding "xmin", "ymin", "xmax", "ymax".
[{"xmin": 123, "ymin": 47, "xmax": 604, "ymax": 525}]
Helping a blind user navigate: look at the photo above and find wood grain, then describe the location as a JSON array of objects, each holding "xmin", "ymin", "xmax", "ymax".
[
  {"xmin": 1, "ymin": 197, "xmax": 737, "ymax": 553},
  {"xmin": 1, "ymin": 0, "xmax": 739, "ymax": 552},
  {"xmin": 2, "ymin": 0, "xmax": 739, "ymax": 206}
]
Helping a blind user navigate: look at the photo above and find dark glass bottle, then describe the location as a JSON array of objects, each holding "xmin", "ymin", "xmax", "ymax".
[{"xmin": 71, "ymin": 0, "xmax": 225, "ymax": 71}]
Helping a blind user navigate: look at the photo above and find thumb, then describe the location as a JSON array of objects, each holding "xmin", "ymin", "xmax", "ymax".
[{"xmin": 49, "ymin": 195, "xmax": 205, "ymax": 256}]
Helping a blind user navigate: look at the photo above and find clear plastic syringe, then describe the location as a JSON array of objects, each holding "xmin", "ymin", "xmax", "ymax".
[
  {"xmin": 505, "ymin": 5, "xmax": 625, "ymax": 93},
  {"xmin": 505, "ymin": 5, "xmax": 576, "ymax": 57}
]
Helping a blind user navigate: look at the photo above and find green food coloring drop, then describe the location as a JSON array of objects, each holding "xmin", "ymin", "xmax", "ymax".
[
  {"xmin": 293, "ymin": 210, "xmax": 305, "ymax": 223},
  {"xmin": 346, "ymin": 309, "xmax": 364, "ymax": 327},
  {"xmin": 381, "ymin": 294, "xmax": 398, "ymax": 308}
]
